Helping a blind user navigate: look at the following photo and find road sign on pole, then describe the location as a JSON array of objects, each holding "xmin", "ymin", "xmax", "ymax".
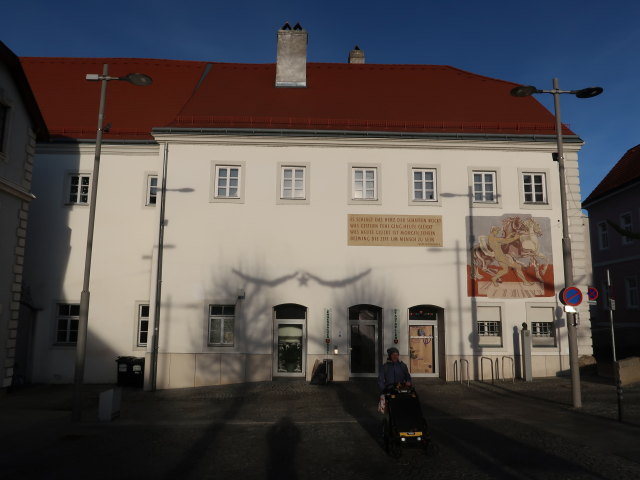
[{"xmin": 560, "ymin": 287, "xmax": 583, "ymax": 306}]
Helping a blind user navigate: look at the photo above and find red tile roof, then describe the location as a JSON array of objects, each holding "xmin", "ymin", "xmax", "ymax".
[
  {"xmin": 20, "ymin": 58, "xmax": 208, "ymax": 141},
  {"xmin": 583, "ymin": 144, "xmax": 640, "ymax": 206},
  {"xmin": 19, "ymin": 57, "xmax": 573, "ymax": 140}
]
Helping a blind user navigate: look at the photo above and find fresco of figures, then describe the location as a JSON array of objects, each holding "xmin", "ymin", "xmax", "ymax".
[{"xmin": 467, "ymin": 215, "xmax": 554, "ymax": 298}]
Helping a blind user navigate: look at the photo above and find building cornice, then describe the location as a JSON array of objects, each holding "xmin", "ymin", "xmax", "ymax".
[
  {"xmin": 36, "ymin": 142, "xmax": 160, "ymax": 156},
  {"xmin": 0, "ymin": 177, "xmax": 35, "ymax": 202},
  {"xmin": 152, "ymin": 129, "xmax": 584, "ymax": 152}
]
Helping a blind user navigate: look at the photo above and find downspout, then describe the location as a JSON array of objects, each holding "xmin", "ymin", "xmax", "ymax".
[{"xmin": 150, "ymin": 143, "xmax": 169, "ymax": 391}]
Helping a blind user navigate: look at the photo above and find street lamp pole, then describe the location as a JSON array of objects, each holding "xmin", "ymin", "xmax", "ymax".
[
  {"xmin": 511, "ymin": 79, "xmax": 602, "ymax": 409},
  {"xmin": 72, "ymin": 65, "xmax": 152, "ymax": 421}
]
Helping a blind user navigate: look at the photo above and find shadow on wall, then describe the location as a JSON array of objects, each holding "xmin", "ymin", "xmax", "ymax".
[{"xmin": 17, "ymin": 140, "xmax": 80, "ymax": 384}]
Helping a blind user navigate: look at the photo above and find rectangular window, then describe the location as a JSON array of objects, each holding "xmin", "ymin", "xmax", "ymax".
[
  {"xmin": 56, "ymin": 303, "xmax": 79, "ymax": 344},
  {"xmin": 281, "ymin": 166, "xmax": 306, "ymax": 199},
  {"xmin": 208, "ymin": 305, "xmax": 235, "ymax": 346},
  {"xmin": 146, "ymin": 175, "xmax": 158, "ymax": 206},
  {"xmin": 531, "ymin": 322, "xmax": 553, "ymax": 337},
  {"xmin": 412, "ymin": 168, "xmax": 437, "ymax": 202},
  {"xmin": 137, "ymin": 304, "xmax": 150, "ymax": 346},
  {"xmin": 597, "ymin": 222, "xmax": 609, "ymax": 250},
  {"xmin": 626, "ymin": 277, "xmax": 639, "ymax": 309},
  {"xmin": 477, "ymin": 321, "xmax": 501, "ymax": 337},
  {"xmin": 352, "ymin": 167, "xmax": 377, "ymax": 200},
  {"xmin": 620, "ymin": 212, "xmax": 634, "ymax": 245},
  {"xmin": 0, "ymin": 103, "xmax": 8, "ymax": 153},
  {"xmin": 473, "ymin": 171, "xmax": 497, "ymax": 203},
  {"xmin": 215, "ymin": 166, "xmax": 241, "ymax": 198},
  {"xmin": 476, "ymin": 305, "xmax": 502, "ymax": 347},
  {"xmin": 522, "ymin": 173, "xmax": 547, "ymax": 204},
  {"xmin": 529, "ymin": 306, "xmax": 556, "ymax": 347},
  {"xmin": 68, "ymin": 174, "xmax": 91, "ymax": 205}
]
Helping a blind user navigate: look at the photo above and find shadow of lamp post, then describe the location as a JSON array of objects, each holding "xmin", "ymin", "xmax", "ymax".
[
  {"xmin": 73, "ymin": 65, "xmax": 152, "ymax": 421},
  {"xmin": 511, "ymin": 79, "xmax": 602, "ymax": 408}
]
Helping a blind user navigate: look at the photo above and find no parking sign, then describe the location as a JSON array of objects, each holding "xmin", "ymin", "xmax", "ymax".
[{"xmin": 559, "ymin": 287, "xmax": 583, "ymax": 306}]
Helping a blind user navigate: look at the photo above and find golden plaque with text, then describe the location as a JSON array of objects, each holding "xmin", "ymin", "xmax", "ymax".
[{"xmin": 348, "ymin": 214, "xmax": 443, "ymax": 247}]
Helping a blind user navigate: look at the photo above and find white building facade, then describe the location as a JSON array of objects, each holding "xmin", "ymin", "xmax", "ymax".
[
  {"xmin": 20, "ymin": 26, "xmax": 594, "ymax": 388},
  {"xmin": 0, "ymin": 42, "xmax": 47, "ymax": 389}
]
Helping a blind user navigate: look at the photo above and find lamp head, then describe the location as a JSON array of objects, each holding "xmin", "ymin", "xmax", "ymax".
[
  {"xmin": 510, "ymin": 85, "xmax": 539, "ymax": 97},
  {"xmin": 122, "ymin": 73, "xmax": 153, "ymax": 86},
  {"xmin": 574, "ymin": 86, "xmax": 603, "ymax": 99}
]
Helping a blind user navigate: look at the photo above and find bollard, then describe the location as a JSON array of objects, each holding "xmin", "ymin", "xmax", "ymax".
[
  {"xmin": 98, "ymin": 388, "xmax": 122, "ymax": 422},
  {"xmin": 520, "ymin": 323, "xmax": 532, "ymax": 382}
]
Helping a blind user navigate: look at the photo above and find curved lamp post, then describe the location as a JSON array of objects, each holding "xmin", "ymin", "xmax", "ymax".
[
  {"xmin": 511, "ymin": 78, "xmax": 602, "ymax": 408},
  {"xmin": 73, "ymin": 65, "xmax": 152, "ymax": 421}
]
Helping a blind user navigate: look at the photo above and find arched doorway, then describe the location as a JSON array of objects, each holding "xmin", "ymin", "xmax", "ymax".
[
  {"xmin": 408, "ymin": 305, "xmax": 443, "ymax": 377},
  {"xmin": 348, "ymin": 304, "xmax": 382, "ymax": 377},
  {"xmin": 273, "ymin": 304, "xmax": 307, "ymax": 377}
]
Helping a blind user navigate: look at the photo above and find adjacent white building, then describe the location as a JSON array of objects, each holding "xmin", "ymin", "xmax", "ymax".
[
  {"xmin": 0, "ymin": 41, "xmax": 47, "ymax": 389},
  {"xmin": 19, "ymin": 25, "xmax": 593, "ymax": 388}
]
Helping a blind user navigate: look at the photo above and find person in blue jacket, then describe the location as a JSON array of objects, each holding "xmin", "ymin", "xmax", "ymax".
[{"xmin": 378, "ymin": 347, "xmax": 412, "ymax": 393}]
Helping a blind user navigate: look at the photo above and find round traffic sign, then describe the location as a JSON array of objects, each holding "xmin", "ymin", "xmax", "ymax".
[
  {"xmin": 588, "ymin": 287, "xmax": 599, "ymax": 301},
  {"xmin": 560, "ymin": 287, "xmax": 583, "ymax": 306}
]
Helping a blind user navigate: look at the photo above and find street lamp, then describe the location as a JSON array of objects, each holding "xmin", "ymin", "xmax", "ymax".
[
  {"xmin": 73, "ymin": 65, "xmax": 152, "ymax": 421},
  {"xmin": 511, "ymin": 78, "xmax": 602, "ymax": 409}
]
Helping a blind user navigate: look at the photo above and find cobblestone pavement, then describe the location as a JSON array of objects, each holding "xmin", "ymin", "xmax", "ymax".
[{"xmin": 0, "ymin": 375, "xmax": 638, "ymax": 480}]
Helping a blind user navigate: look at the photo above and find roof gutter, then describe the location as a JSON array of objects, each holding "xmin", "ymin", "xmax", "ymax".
[{"xmin": 151, "ymin": 127, "xmax": 584, "ymax": 143}]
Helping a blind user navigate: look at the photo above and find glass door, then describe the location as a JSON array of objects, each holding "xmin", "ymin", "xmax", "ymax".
[
  {"xmin": 348, "ymin": 305, "xmax": 382, "ymax": 377},
  {"xmin": 273, "ymin": 304, "xmax": 307, "ymax": 377},
  {"xmin": 409, "ymin": 323, "xmax": 438, "ymax": 376}
]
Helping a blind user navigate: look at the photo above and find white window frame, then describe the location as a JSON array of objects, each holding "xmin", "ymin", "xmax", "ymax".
[
  {"xmin": 137, "ymin": 304, "xmax": 150, "ymax": 347},
  {"xmin": 620, "ymin": 212, "xmax": 634, "ymax": 245},
  {"xmin": 145, "ymin": 174, "xmax": 158, "ymax": 207},
  {"xmin": 277, "ymin": 163, "xmax": 310, "ymax": 204},
  {"xmin": 409, "ymin": 166, "xmax": 439, "ymax": 204},
  {"xmin": 625, "ymin": 276, "xmax": 639, "ymax": 309},
  {"xmin": 522, "ymin": 172, "xmax": 547, "ymax": 204},
  {"xmin": 476, "ymin": 304, "xmax": 503, "ymax": 348},
  {"xmin": 350, "ymin": 166, "xmax": 379, "ymax": 203},
  {"xmin": 55, "ymin": 303, "xmax": 80, "ymax": 345},
  {"xmin": 208, "ymin": 305, "xmax": 235, "ymax": 346},
  {"xmin": 469, "ymin": 168, "xmax": 500, "ymax": 207},
  {"xmin": 65, "ymin": 173, "xmax": 91, "ymax": 205},
  {"xmin": 210, "ymin": 162, "xmax": 245, "ymax": 204},
  {"xmin": 526, "ymin": 304, "xmax": 557, "ymax": 347},
  {"xmin": 597, "ymin": 221, "xmax": 609, "ymax": 250}
]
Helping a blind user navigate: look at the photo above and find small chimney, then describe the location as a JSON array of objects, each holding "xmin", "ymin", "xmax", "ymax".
[
  {"xmin": 276, "ymin": 22, "xmax": 308, "ymax": 88},
  {"xmin": 348, "ymin": 45, "xmax": 365, "ymax": 64}
]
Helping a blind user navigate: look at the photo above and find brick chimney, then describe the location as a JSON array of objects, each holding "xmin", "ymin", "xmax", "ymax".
[
  {"xmin": 275, "ymin": 22, "xmax": 308, "ymax": 88},
  {"xmin": 348, "ymin": 45, "xmax": 365, "ymax": 64}
]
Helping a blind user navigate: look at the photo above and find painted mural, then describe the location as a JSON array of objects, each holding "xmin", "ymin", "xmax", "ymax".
[{"xmin": 467, "ymin": 215, "xmax": 554, "ymax": 298}]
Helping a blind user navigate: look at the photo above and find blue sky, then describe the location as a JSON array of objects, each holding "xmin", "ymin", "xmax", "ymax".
[{"xmin": 4, "ymin": 0, "xmax": 638, "ymax": 201}]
